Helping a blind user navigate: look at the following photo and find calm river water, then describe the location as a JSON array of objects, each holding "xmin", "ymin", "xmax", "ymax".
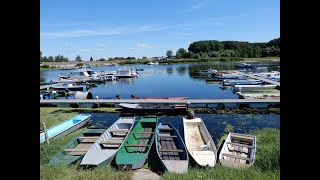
[{"xmin": 40, "ymin": 61, "xmax": 280, "ymax": 99}]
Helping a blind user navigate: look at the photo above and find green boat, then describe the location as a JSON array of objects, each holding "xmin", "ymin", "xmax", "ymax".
[
  {"xmin": 48, "ymin": 128, "xmax": 105, "ymax": 165},
  {"xmin": 116, "ymin": 116, "xmax": 158, "ymax": 170}
]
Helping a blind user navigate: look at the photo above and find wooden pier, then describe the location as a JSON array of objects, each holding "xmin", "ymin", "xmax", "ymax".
[{"xmin": 237, "ymin": 72, "xmax": 280, "ymax": 86}]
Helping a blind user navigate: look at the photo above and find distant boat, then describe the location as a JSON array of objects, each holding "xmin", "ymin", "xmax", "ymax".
[
  {"xmin": 235, "ymin": 63, "xmax": 253, "ymax": 68},
  {"xmin": 50, "ymin": 83, "xmax": 86, "ymax": 91},
  {"xmin": 222, "ymin": 79, "xmax": 263, "ymax": 86},
  {"xmin": 219, "ymin": 132, "xmax": 256, "ymax": 168},
  {"xmin": 183, "ymin": 115, "xmax": 217, "ymax": 167},
  {"xmin": 118, "ymin": 103, "xmax": 188, "ymax": 114},
  {"xmin": 147, "ymin": 61, "xmax": 159, "ymax": 65},
  {"xmin": 40, "ymin": 114, "xmax": 91, "ymax": 143},
  {"xmin": 233, "ymin": 84, "xmax": 278, "ymax": 92},
  {"xmin": 80, "ymin": 117, "xmax": 136, "ymax": 167},
  {"xmin": 48, "ymin": 128, "xmax": 105, "ymax": 165},
  {"xmin": 197, "ymin": 69, "xmax": 217, "ymax": 74},
  {"xmin": 131, "ymin": 95, "xmax": 188, "ymax": 100},
  {"xmin": 116, "ymin": 68, "xmax": 139, "ymax": 78},
  {"xmin": 116, "ymin": 116, "xmax": 157, "ymax": 170},
  {"xmin": 155, "ymin": 122, "xmax": 189, "ymax": 173}
]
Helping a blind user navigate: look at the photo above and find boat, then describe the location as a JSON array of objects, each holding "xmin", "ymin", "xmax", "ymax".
[
  {"xmin": 116, "ymin": 68, "xmax": 139, "ymax": 78},
  {"xmin": 105, "ymin": 74, "xmax": 117, "ymax": 81},
  {"xmin": 40, "ymin": 114, "xmax": 91, "ymax": 143},
  {"xmin": 131, "ymin": 95, "xmax": 188, "ymax": 100},
  {"xmin": 183, "ymin": 114, "xmax": 217, "ymax": 167},
  {"xmin": 197, "ymin": 69, "xmax": 217, "ymax": 74},
  {"xmin": 147, "ymin": 61, "xmax": 159, "ymax": 65},
  {"xmin": 59, "ymin": 69, "xmax": 99, "ymax": 79},
  {"xmin": 222, "ymin": 79, "xmax": 263, "ymax": 86},
  {"xmin": 214, "ymin": 74, "xmax": 247, "ymax": 80},
  {"xmin": 233, "ymin": 84, "xmax": 278, "ymax": 92},
  {"xmin": 155, "ymin": 122, "xmax": 189, "ymax": 173},
  {"xmin": 219, "ymin": 132, "xmax": 256, "ymax": 168},
  {"xmin": 48, "ymin": 128, "xmax": 106, "ymax": 165},
  {"xmin": 116, "ymin": 116, "xmax": 158, "ymax": 170},
  {"xmin": 118, "ymin": 103, "xmax": 188, "ymax": 114},
  {"xmin": 50, "ymin": 83, "xmax": 86, "ymax": 91},
  {"xmin": 80, "ymin": 117, "xmax": 136, "ymax": 167},
  {"xmin": 235, "ymin": 63, "xmax": 253, "ymax": 68},
  {"xmin": 236, "ymin": 89, "xmax": 280, "ymax": 99}
]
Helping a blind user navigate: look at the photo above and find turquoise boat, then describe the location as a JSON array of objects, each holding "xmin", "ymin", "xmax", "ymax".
[
  {"xmin": 48, "ymin": 128, "xmax": 105, "ymax": 165},
  {"xmin": 116, "ymin": 116, "xmax": 158, "ymax": 170},
  {"xmin": 40, "ymin": 114, "xmax": 91, "ymax": 144}
]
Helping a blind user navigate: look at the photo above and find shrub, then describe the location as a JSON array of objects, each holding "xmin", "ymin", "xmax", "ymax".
[{"xmin": 41, "ymin": 65, "xmax": 50, "ymax": 68}]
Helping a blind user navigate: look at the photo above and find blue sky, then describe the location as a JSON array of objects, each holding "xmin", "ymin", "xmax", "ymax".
[{"xmin": 40, "ymin": 0, "xmax": 280, "ymax": 60}]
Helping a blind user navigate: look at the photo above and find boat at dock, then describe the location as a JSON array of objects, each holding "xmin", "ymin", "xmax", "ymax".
[
  {"xmin": 183, "ymin": 114, "xmax": 217, "ymax": 167},
  {"xmin": 155, "ymin": 122, "xmax": 189, "ymax": 173},
  {"xmin": 116, "ymin": 116, "xmax": 157, "ymax": 170},
  {"xmin": 196, "ymin": 69, "xmax": 217, "ymax": 74},
  {"xmin": 235, "ymin": 63, "xmax": 253, "ymax": 68},
  {"xmin": 219, "ymin": 132, "xmax": 256, "ymax": 168},
  {"xmin": 40, "ymin": 114, "xmax": 91, "ymax": 143},
  {"xmin": 118, "ymin": 103, "xmax": 188, "ymax": 114},
  {"xmin": 116, "ymin": 68, "xmax": 139, "ymax": 78},
  {"xmin": 222, "ymin": 79, "xmax": 263, "ymax": 86},
  {"xmin": 59, "ymin": 69, "xmax": 98, "ymax": 79},
  {"xmin": 233, "ymin": 84, "xmax": 278, "ymax": 92},
  {"xmin": 50, "ymin": 83, "xmax": 86, "ymax": 91},
  {"xmin": 48, "ymin": 128, "xmax": 105, "ymax": 165},
  {"xmin": 80, "ymin": 117, "xmax": 136, "ymax": 167},
  {"xmin": 131, "ymin": 95, "xmax": 188, "ymax": 100}
]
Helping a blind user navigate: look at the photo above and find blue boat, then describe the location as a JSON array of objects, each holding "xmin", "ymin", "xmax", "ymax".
[
  {"xmin": 235, "ymin": 63, "xmax": 253, "ymax": 68},
  {"xmin": 40, "ymin": 114, "xmax": 91, "ymax": 143},
  {"xmin": 223, "ymin": 79, "xmax": 263, "ymax": 86},
  {"xmin": 155, "ymin": 122, "xmax": 189, "ymax": 173}
]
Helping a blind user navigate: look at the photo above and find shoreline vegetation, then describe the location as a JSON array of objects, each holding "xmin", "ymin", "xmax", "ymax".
[
  {"xmin": 40, "ymin": 107, "xmax": 280, "ymax": 180},
  {"xmin": 40, "ymin": 57, "xmax": 280, "ymax": 71}
]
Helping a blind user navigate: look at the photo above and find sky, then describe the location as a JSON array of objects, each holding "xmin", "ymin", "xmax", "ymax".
[{"xmin": 40, "ymin": 0, "xmax": 280, "ymax": 60}]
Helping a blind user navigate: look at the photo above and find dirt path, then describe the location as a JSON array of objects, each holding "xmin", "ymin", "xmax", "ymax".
[{"xmin": 132, "ymin": 169, "xmax": 160, "ymax": 180}]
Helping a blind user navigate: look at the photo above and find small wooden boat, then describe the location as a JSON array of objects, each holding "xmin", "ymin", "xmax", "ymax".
[
  {"xmin": 40, "ymin": 114, "xmax": 91, "ymax": 144},
  {"xmin": 48, "ymin": 128, "xmax": 105, "ymax": 165},
  {"xmin": 183, "ymin": 115, "xmax": 217, "ymax": 167},
  {"xmin": 116, "ymin": 116, "xmax": 158, "ymax": 170},
  {"xmin": 118, "ymin": 103, "xmax": 187, "ymax": 114},
  {"xmin": 219, "ymin": 132, "xmax": 256, "ymax": 168},
  {"xmin": 155, "ymin": 122, "xmax": 189, "ymax": 173},
  {"xmin": 131, "ymin": 95, "xmax": 188, "ymax": 100},
  {"xmin": 233, "ymin": 84, "xmax": 278, "ymax": 92},
  {"xmin": 80, "ymin": 117, "xmax": 136, "ymax": 167}
]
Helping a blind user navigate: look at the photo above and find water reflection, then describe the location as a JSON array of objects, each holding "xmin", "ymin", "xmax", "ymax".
[
  {"xmin": 166, "ymin": 67, "xmax": 173, "ymax": 75},
  {"xmin": 176, "ymin": 66, "xmax": 187, "ymax": 76}
]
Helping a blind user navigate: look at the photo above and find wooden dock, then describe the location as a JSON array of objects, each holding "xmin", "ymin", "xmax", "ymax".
[{"xmin": 237, "ymin": 72, "xmax": 280, "ymax": 86}]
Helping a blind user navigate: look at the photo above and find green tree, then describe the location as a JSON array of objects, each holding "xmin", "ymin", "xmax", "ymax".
[
  {"xmin": 176, "ymin": 48, "xmax": 187, "ymax": 59},
  {"xmin": 166, "ymin": 50, "xmax": 173, "ymax": 59},
  {"xmin": 98, "ymin": 58, "xmax": 106, "ymax": 61},
  {"xmin": 90, "ymin": 57, "xmax": 93, "ymax": 61},
  {"xmin": 48, "ymin": 56, "xmax": 54, "ymax": 62},
  {"xmin": 75, "ymin": 55, "xmax": 82, "ymax": 61}
]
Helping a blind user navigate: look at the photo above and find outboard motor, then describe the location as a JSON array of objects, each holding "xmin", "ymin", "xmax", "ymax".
[{"xmin": 186, "ymin": 111, "xmax": 195, "ymax": 119}]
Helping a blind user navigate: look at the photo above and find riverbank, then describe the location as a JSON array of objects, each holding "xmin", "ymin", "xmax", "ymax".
[
  {"xmin": 40, "ymin": 57, "xmax": 280, "ymax": 70},
  {"xmin": 40, "ymin": 107, "xmax": 280, "ymax": 180}
]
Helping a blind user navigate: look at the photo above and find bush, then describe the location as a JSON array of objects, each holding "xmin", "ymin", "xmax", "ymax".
[
  {"xmin": 76, "ymin": 63, "xmax": 84, "ymax": 67},
  {"xmin": 41, "ymin": 65, "xmax": 50, "ymax": 68}
]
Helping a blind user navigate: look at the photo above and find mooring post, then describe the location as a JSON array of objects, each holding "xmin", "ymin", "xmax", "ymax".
[{"xmin": 42, "ymin": 122, "xmax": 50, "ymax": 144}]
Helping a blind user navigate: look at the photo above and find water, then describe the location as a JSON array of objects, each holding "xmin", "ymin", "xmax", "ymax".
[
  {"xmin": 88, "ymin": 113, "xmax": 280, "ymax": 144},
  {"xmin": 40, "ymin": 61, "xmax": 280, "ymax": 99}
]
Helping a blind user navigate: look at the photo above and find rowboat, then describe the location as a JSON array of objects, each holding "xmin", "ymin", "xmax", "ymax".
[
  {"xmin": 233, "ymin": 84, "xmax": 278, "ymax": 92},
  {"xmin": 80, "ymin": 117, "xmax": 136, "ymax": 167},
  {"xmin": 131, "ymin": 95, "xmax": 188, "ymax": 100},
  {"xmin": 155, "ymin": 122, "xmax": 189, "ymax": 173},
  {"xmin": 116, "ymin": 116, "xmax": 158, "ymax": 170},
  {"xmin": 118, "ymin": 103, "xmax": 187, "ymax": 114},
  {"xmin": 48, "ymin": 128, "xmax": 105, "ymax": 165},
  {"xmin": 40, "ymin": 114, "xmax": 91, "ymax": 144},
  {"xmin": 183, "ymin": 115, "xmax": 217, "ymax": 167},
  {"xmin": 219, "ymin": 132, "xmax": 256, "ymax": 168}
]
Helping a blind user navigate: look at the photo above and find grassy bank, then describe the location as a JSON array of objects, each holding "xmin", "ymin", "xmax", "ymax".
[{"xmin": 40, "ymin": 108, "xmax": 279, "ymax": 179}]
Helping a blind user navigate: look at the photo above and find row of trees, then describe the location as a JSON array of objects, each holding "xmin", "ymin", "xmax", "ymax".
[
  {"xmin": 40, "ymin": 52, "xmax": 95, "ymax": 62},
  {"xmin": 166, "ymin": 38, "xmax": 280, "ymax": 59}
]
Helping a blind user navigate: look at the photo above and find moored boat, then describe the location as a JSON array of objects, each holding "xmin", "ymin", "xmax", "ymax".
[
  {"xmin": 116, "ymin": 116, "xmax": 158, "ymax": 170},
  {"xmin": 48, "ymin": 128, "xmax": 105, "ymax": 165},
  {"xmin": 131, "ymin": 95, "xmax": 188, "ymax": 100},
  {"xmin": 235, "ymin": 63, "xmax": 253, "ymax": 68},
  {"xmin": 222, "ymin": 79, "xmax": 263, "ymax": 86},
  {"xmin": 118, "ymin": 103, "xmax": 188, "ymax": 114},
  {"xmin": 50, "ymin": 83, "xmax": 86, "ymax": 91},
  {"xmin": 233, "ymin": 84, "xmax": 278, "ymax": 92},
  {"xmin": 40, "ymin": 114, "xmax": 91, "ymax": 143},
  {"xmin": 80, "ymin": 117, "xmax": 136, "ymax": 167},
  {"xmin": 219, "ymin": 132, "xmax": 256, "ymax": 168},
  {"xmin": 183, "ymin": 114, "xmax": 217, "ymax": 167},
  {"xmin": 155, "ymin": 122, "xmax": 189, "ymax": 173}
]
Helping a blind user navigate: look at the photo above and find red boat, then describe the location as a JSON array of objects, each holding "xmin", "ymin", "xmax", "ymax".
[{"xmin": 131, "ymin": 95, "xmax": 188, "ymax": 100}]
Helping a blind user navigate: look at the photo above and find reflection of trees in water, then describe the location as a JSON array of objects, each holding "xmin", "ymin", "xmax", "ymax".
[
  {"xmin": 118, "ymin": 78, "xmax": 135, "ymax": 85},
  {"xmin": 40, "ymin": 71, "xmax": 46, "ymax": 82},
  {"xmin": 176, "ymin": 66, "xmax": 187, "ymax": 76},
  {"xmin": 166, "ymin": 67, "xmax": 173, "ymax": 75}
]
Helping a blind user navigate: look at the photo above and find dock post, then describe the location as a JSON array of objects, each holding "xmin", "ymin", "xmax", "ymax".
[{"xmin": 42, "ymin": 122, "xmax": 50, "ymax": 144}]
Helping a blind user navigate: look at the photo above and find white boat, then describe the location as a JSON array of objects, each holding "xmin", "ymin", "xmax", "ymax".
[
  {"xmin": 197, "ymin": 69, "xmax": 217, "ymax": 74},
  {"xmin": 105, "ymin": 74, "xmax": 116, "ymax": 81},
  {"xmin": 254, "ymin": 71, "xmax": 280, "ymax": 78},
  {"xmin": 59, "ymin": 69, "xmax": 98, "ymax": 79},
  {"xmin": 116, "ymin": 68, "xmax": 139, "ymax": 78},
  {"xmin": 222, "ymin": 79, "xmax": 262, "ymax": 86},
  {"xmin": 147, "ymin": 61, "xmax": 159, "ymax": 65},
  {"xmin": 80, "ymin": 117, "xmax": 136, "ymax": 167},
  {"xmin": 183, "ymin": 115, "xmax": 217, "ymax": 167},
  {"xmin": 50, "ymin": 83, "xmax": 85, "ymax": 91},
  {"xmin": 235, "ymin": 63, "xmax": 253, "ymax": 68},
  {"xmin": 233, "ymin": 84, "xmax": 278, "ymax": 92},
  {"xmin": 219, "ymin": 132, "xmax": 256, "ymax": 168}
]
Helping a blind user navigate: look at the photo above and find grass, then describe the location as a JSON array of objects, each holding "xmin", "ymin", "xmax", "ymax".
[{"xmin": 40, "ymin": 108, "xmax": 279, "ymax": 180}]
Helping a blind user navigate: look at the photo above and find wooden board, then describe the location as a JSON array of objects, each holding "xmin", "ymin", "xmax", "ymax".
[{"xmin": 222, "ymin": 153, "xmax": 251, "ymax": 161}]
